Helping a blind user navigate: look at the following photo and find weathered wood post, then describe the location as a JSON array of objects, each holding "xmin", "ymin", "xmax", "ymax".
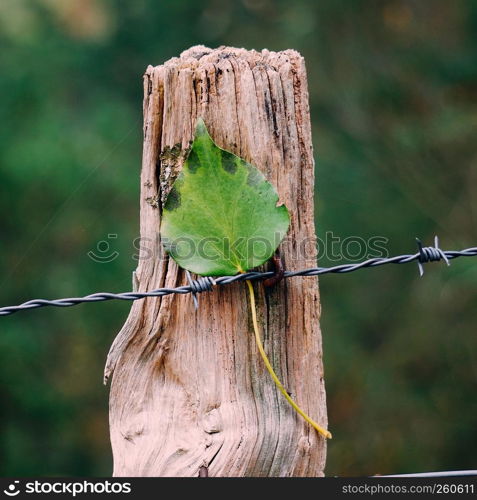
[{"xmin": 105, "ymin": 46, "xmax": 327, "ymax": 477}]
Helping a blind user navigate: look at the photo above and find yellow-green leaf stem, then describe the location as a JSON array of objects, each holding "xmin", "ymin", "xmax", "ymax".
[{"xmin": 246, "ymin": 280, "xmax": 332, "ymax": 440}]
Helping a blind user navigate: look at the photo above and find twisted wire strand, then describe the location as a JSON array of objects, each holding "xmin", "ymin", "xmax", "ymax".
[
  {"xmin": 1, "ymin": 244, "xmax": 476, "ymax": 317},
  {"xmin": 379, "ymin": 470, "xmax": 477, "ymax": 478}
]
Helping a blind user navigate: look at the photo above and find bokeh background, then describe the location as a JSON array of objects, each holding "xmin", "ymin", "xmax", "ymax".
[{"xmin": 1, "ymin": 0, "xmax": 476, "ymax": 477}]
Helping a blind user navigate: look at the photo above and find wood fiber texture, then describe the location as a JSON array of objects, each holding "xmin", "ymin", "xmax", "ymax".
[{"xmin": 105, "ymin": 45, "xmax": 327, "ymax": 477}]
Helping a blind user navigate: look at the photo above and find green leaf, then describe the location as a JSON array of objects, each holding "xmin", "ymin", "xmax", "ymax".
[{"xmin": 161, "ymin": 119, "xmax": 290, "ymax": 276}]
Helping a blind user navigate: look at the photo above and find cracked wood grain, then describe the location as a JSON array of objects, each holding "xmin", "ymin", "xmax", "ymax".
[{"xmin": 105, "ymin": 45, "xmax": 327, "ymax": 477}]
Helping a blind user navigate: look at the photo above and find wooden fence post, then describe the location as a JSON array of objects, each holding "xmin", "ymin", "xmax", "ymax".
[{"xmin": 104, "ymin": 45, "xmax": 327, "ymax": 477}]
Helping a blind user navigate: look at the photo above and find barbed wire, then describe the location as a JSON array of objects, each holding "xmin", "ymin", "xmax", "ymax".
[
  {"xmin": 1, "ymin": 238, "xmax": 476, "ymax": 317},
  {"xmin": 378, "ymin": 470, "xmax": 477, "ymax": 478}
]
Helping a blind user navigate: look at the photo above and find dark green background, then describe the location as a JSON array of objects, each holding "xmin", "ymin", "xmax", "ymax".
[{"xmin": 1, "ymin": 0, "xmax": 476, "ymax": 476}]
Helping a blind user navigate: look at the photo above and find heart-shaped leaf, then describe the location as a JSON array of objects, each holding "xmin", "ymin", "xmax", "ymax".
[{"xmin": 161, "ymin": 119, "xmax": 290, "ymax": 276}]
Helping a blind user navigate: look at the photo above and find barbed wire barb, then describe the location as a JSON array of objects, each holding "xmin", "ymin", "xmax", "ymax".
[{"xmin": 416, "ymin": 235, "xmax": 450, "ymax": 277}]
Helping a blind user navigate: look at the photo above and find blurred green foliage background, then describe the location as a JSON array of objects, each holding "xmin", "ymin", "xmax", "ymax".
[{"xmin": 1, "ymin": 0, "xmax": 476, "ymax": 477}]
